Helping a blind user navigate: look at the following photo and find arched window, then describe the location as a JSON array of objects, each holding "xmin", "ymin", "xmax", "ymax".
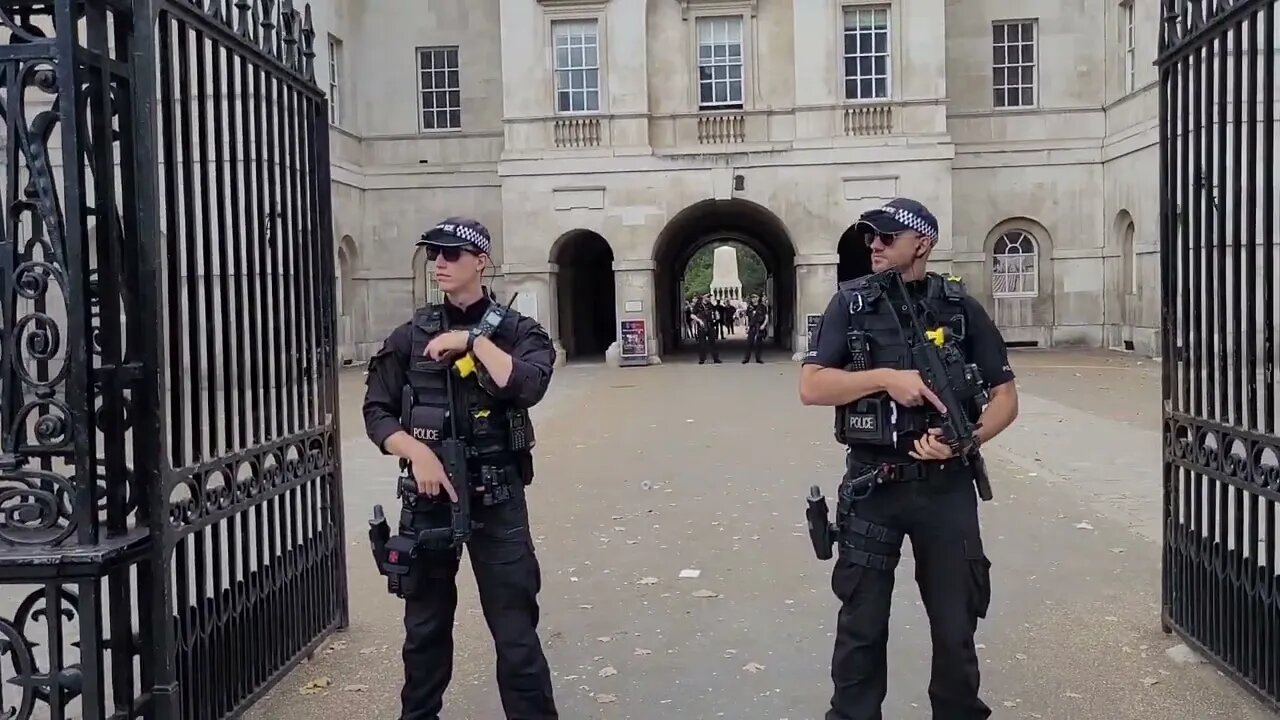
[
  {"xmin": 1124, "ymin": 221, "xmax": 1136, "ymax": 295},
  {"xmin": 991, "ymin": 230, "xmax": 1039, "ymax": 297}
]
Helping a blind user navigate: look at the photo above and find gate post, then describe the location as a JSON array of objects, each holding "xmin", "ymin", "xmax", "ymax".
[
  {"xmin": 1, "ymin": 0, "xmax": 348, "ymax": 717},
  {"xmin": 0, "ymin": 0, "xmax": 162, "ymax": 718}
]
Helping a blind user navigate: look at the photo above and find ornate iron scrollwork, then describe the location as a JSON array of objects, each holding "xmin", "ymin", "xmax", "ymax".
[{"xmin": 0, "ymin": 11, "xmax": 80, "ymax": 550}]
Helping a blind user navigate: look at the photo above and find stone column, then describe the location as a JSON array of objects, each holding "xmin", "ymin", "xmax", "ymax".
[
  {"xmin": 501, "ymin": 262, "xmax": 566, "ymax": 367},
  {"xmin": 793, "ymin": 253, "xmax": 840, "ymax": 360},
  {"xmin": 612, "ymin": 259, "xmax": 657, "ymax": 366}
]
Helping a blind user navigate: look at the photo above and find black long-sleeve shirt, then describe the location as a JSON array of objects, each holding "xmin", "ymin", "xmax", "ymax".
[{"xmin": 362, "ymin": 295, "xmax": 556, "ymax": 454}]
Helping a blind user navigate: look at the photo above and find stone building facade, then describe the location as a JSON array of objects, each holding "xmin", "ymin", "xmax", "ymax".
[{"xmin": 315, "ymin": 0, "xmax": 1164, "ymax": 364}]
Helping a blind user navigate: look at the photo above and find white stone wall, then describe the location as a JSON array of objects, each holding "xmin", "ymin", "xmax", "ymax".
[{"xmin": 311, "ymin": 0, "xmax": 1180, "ymax": 361}]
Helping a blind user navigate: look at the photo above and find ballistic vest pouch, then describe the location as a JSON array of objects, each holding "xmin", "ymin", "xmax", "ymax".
[
  {"xmin": 409, "ymin": 406, "xmax": 447, "ymax": 447},
  {"xmin": 837, "ymin": 396, "xmax": 895, "ymax": 446},
  {"xmin": 478, "ymin": 465, "xmax": 513, "ymax": 505}
]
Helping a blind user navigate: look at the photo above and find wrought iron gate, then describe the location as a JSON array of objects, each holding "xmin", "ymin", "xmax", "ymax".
[
  {"xmin": 0, "ymin": 0, "xmax": 347, "ymax": 718},
  {"xmin": 1159, "ymin": 0, "xmax": 1278, "ymax": 710}
]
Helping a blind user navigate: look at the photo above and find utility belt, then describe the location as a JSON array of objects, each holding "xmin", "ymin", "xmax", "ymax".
[
  {"xmin": 834, "ymin": 395, "xmax": 931, "ymax": 446},
  {"xmin": 838, "ymin": 454, "xmax": 970, "ymax": 503},
  {"xmin": 375, "ymin": 460, "xmax": 524, "ymax": 600},
  {"xmin": 396, "ymin": 458, "xmax": 522, "ymax": 509}
]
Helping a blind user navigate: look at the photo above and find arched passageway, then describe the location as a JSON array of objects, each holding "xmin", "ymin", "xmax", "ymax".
[
  {"xmin": 836, "ymin": 224, "xmax": 874, "ymax": 284},
  {"xmin": 551, "ymin": 230, "xmax": 617, "ymax": 360},
  {"xmin": 653, "ymin": 199, "xmax": 797, "ymax": 355}
]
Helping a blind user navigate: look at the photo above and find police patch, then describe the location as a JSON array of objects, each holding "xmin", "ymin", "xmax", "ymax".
[{"xmin": 847, "ymin": 413, "xmax": 878, "ymax": 432}]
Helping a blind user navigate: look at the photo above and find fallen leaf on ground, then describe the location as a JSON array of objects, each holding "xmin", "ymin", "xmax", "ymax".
[
  {"xmin": 596, "ymin": 694, "xmax": 617, "ymax": 703},
  {"xmin": 1075, "ymin": 522, "xmax": 1095, "ymax": 530},
  {"xmin": 637, "ymin": 577, "xmax": 659, "ymax": 585},
  {"xmin": 692, "ymin": 589, "xmax": 720, "ymax": 598},
  {"xmin": 599, "ymin": 666, "xmax": 618, "ymax": 677},
  {"xmin": 300, "ymin": 677, "xmax": 331, "ymax": 695},
  {"xmin": 742, "ymin": 662, "xmax": 765, "ymax": 673},
  {"xmin": 634, "ymin": 648, "xmax": 652, "ymax": 655}
]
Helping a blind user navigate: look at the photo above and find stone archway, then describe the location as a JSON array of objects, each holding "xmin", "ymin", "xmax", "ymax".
[
  {"xmin": 836, "ymin": 223, "xmax": 874, "ymax": 284},
  {"xmin": 652, "ymin": 199, "xmax": 797, "ymax": 355},
  {"xmin": 550, "ymin": 229, "xmax": 616, "ymax": 360}
]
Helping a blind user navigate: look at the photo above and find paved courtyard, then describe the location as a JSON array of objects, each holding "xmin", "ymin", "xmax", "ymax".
[{"xmin": 246, "ymin": 345, "xmax": 1274, "ymax": 720}]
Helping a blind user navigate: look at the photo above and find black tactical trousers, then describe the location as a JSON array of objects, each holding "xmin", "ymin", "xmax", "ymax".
[
  {"xmin": 742, "ymin": 327, "xmax": 765, "ymax": 362},
  {"xmin": 826, "ymin": 467, "xmax": 993, "ymax": 720},
  {"xmin": 697, "ymin": 327, "xmax": 721, "ymax": 363},
  {"xmin": 400, "ymin": 482, "xmax": 558, "ymax": 720}
]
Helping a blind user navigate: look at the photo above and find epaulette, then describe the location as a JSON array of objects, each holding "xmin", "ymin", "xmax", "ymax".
[{"xmin": 926, "ymin": 272, "xmax": 967, "ymax": 302}]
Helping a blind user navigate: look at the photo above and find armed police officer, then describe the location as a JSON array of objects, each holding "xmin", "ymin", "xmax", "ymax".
[
  {"xmin": 363, "ymin": 217, "xmax": 559, "ymax": 720},
  {"xmin": 694, "ymin": 294, "xmax": 722, "ymax": 364},
  {"xmin": 742, "ymin": 292, "xmax": 768, "ymax": 363},
  {"xmin": 799, "ymin": 198, "xmax": 1019, "ymax": 720}
]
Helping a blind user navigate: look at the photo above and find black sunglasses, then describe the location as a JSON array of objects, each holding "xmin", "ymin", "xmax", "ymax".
[
  {"xmin": 424, "ymin": 246, "xmax": 477, "ymax": 262},
  {"xmin": 862, "ymin": 231, "xmax": 917, "ymax": 248}
]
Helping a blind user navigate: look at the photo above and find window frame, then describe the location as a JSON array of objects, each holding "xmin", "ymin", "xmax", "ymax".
[
  {"xmin": 550, "ymin": 18, "xmax": 604, "ymax": 115},
  {"xmin": 991, "ymin": 229, "xmax": 1040, "ymax": 298},
  {"xmin": 991, "ymin": 18, "xmax": 1039, "ymax": 110},
  {"xmin": 839, "ymin": 2, "xmax": 893, "ymax": 103},
  {"xmin": 415, "ymin": 45, "xmax": 463, "ymax": 133},
  {"xmin": 683, "ymin": 10, "xmax": 753, "ymax": 112},
  {"xmin": 1121, "ymin": 0, "xmax": 1136, "ymax": 94},
  {"xmin": 327, "ymin": 35, "xmax": 342, "ymax": 126}
]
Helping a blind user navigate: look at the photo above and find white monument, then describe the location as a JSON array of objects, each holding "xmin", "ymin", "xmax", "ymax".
[{"xmin": 709, "ymin": 245, "xmax": 742, "ymax": 302}]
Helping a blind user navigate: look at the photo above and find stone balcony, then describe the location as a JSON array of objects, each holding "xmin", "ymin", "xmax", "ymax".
[
  {"xmin": 503, "ymin": 113, "xmax": 652, "ymax": 158},
  {"xmin": 497, "ymin": 101, "xmax": 945, "ymax": 159},
  {"xmin": 841, "ymin": 103, "xmax": 895, "ymax": 136}
]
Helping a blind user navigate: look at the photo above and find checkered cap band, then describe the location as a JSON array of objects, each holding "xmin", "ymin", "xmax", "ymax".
[
  {"xmin": 877, "ymin": 205, "xmax": 938, "ymax": 239},
  {"xmin": 429, "ymin": 220, "xmax": 491, "ymax": 253}
]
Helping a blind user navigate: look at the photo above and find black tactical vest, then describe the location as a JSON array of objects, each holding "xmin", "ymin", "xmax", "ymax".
[
  {"xmin": 834, "ymin": 272, "xmax": 974, "ymax": 457},
  {"xmin": 401, "ymin": 304, "xmax": 528, "ymax": 464}
]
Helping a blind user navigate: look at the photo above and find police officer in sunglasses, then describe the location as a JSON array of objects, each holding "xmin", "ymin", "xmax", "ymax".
[
  {"xmin": 799, "ymin": 198, "xmax": 1020, "ymax": 720},
  {"xmin": 362, "ymin": 217, "xmax": 559, "ymax": 719}
]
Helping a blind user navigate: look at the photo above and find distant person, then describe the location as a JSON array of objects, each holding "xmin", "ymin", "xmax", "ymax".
[
  {"xmin": 694, "ymin": 294, "xmax": 722, "ymax": 364},
  {"xmin": 742, "ymin": 293, "xmax": 768, "ymax": 363}
]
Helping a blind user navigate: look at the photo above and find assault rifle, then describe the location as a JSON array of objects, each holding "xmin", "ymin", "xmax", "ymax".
[
  {"xmin": 415, "ymin": 315, "xmax": 476, "ymax": 549},
  {"xmin": 880, "ymin": 270, "xmax": 994, "ymax": 501}
]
